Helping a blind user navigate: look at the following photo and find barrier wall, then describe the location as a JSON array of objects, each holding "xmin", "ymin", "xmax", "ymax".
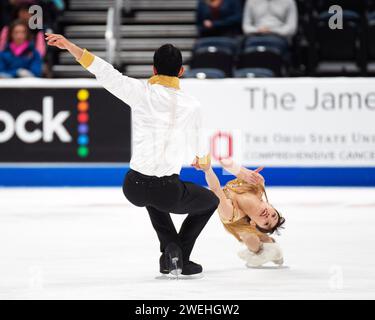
[{"xmin": 0, "ymin": 78, "xmax": 374, "ymax": 187}]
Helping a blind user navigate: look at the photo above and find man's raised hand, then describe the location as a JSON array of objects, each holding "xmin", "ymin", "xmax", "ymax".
[
  {"xmin": 45, "ymin": 33, "xmax": 84, "ymax": 61},
  {"xmin": 45, "ymin": 33, "xmax": 70, "ymax": 50}
]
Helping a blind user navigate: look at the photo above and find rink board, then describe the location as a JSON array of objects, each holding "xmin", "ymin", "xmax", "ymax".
[
  {"xmin": 1, "ymin": 78, "xmax": 375, "ymax": 187},
  {"xmin": 0, "ymin": 165, "xmax": 374, "ymax": 187}
]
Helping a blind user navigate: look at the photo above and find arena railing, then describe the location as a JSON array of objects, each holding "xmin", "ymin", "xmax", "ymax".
[{"xmin": 105, "ymin": 0, "xmax": 123, "ymax": 65}]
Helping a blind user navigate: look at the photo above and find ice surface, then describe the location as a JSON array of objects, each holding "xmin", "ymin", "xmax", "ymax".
[{"xmin": 0, "ymin": 187, "xmax": 374, "ymax": 300}]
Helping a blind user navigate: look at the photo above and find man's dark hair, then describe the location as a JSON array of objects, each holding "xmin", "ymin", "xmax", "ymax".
[{"xmin": 153, "ymin": 44, "xmax": 183, "ymax": 77}]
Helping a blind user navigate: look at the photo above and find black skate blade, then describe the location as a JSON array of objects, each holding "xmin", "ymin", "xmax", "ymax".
[
  {"xmin": 156, "ymin": 273, "xmax": 204, "ymax": 281},
  {"xmin": 178, "ymin": 273, "xmax": 204, "ymax": 280},
  {"xmin": 170, "ymin": 268, "xmax": 182, "ymax": 277},
  {"xmin": 165, "ymin": 243, "xmax": 183, "ymax": 276}
]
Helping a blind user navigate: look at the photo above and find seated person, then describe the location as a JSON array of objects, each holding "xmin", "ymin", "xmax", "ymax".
[
  {"xmin": 197, "ymin": 0, "xmax": 242, "ymax": 37},
  {"xmin": 0, "ymin": 20, "xmax": 42, "ymax": 78},
  {"xmin": 242, "ymin": 0, "xmax": 298, "ymax": 56}
]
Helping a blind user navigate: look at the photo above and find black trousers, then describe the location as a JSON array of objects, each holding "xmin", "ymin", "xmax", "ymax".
[{"xmin": 123, "ymin": 169, "xmax": 220, "ymax": 261}]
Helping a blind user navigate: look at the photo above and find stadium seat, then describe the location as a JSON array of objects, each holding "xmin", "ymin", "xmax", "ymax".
[
  {"xmin": 368, "ymin": 13, "xmax": 375, "ymax": 59},
  {"xmin": 295, "ymin": 0, "xmax": 312, "ymax": 15},
  {"xmin": 317, "ymin": 11, "xmax": 361, "ymax": 60},
  {"xmin": 367, "ymin": 11, "xmax": 375, "ymax": 73},
  {"xmin": 194, "ymin": 37, "xmax": 239, "ymax": 55},
  {"xmin": 190, "ymin": 46, "xmax": 234, "ymax": 77},
  {"xmin": 183, "ymin": 68, "xmax": 226, "ymax": 79},
  {"xmin": 244, "ymin": 36, "xmax": 289, "ymax": 56},
  {"xmin": 234, "ymin": 68, "xmax": 275, "ymax": 78},
  {"xmin": 309, "ymin": 10, "xmax": 365, "ymax": 75},
  {"xmin": 368, "ymin": 0, "xmax": 375, "ymax": 11},
  {"xmin": 315, "ymin": 0, "xmax": 366, "ymax": 14},
  {"xmin": 237, "ymin": 47, "xmax": 284, "ymax": 76},
  {"xmin": 291, "ymin": 0, "xmax": 314, "ymax": 75}
]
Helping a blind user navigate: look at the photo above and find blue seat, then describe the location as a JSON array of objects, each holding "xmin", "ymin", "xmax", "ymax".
[
  {"xmin": 244, "ymin": 35, "xmax": 289, "ymax": 57},
  {"xmin": 307, "ymin": 8, "xmax": 365, "ymax": 76},
  {"xmin": 369, "ymin": 11, "xmax": 375, "ymax": 21},
  {"xmin": 194, "ymin": 37, "xmax": 239, "ymax": 55},
  {"xmin": 368, "ymin": 12, "xmax": 375, "ymax": 59},
  {"xmin": 315, "ymin": 0, "xmax": 365, "ymax": 14},
  {"xmin": 319, "ymin": 10, "xmax": 361, "ymax": 22},
  {"xmin": 317, "ymin": 11, "xmax": 361, "ymax": 61},
  {"xmin": 238, "ymin": 47, "xmax": 284, "ymax": 76},
  {"xmin": 191, "ymin": 46, "xmax": 234, "ymax": 76},
  {"xmin": 183, "ymin": 68, "xmax": 226, "ymax": 79},
  {"xmin": 368, "ymin": 0, "xmax": 375, "ymax": 12},
  {"xmin": 234, "ymin": 68, "xmax": 275, "ymax": 78}
]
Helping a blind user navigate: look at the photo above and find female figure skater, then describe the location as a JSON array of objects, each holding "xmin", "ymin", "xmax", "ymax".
[{"xmin": 193, "ymin": 155, "xmax": 286, "ymax": 267}]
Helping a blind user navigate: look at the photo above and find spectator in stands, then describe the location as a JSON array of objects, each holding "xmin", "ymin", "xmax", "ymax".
[
  {"xmin": 0, "ymin": 20, "xmax": 42, "ymax": 78},
  {"xmin": 197, "ymin": 0, "xmax": 243, "ymax": 37},
  {"xmin": 0, "ymin": 3, "xmax": 46, "ymax": 57},
  {"xmin": 242, "ymin": 0, "xmax": 298, "ymax": 55},
  {"xmin": 1, "ymin": 0, "xmax": 38, "ymax": 21}
]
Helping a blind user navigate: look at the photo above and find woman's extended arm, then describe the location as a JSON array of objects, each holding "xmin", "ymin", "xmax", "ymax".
[{"xmin": 192, "ymin": 155, "xmax": 234, "ymax": 221}]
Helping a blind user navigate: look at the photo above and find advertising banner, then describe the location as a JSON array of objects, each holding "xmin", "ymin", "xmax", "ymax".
[
  {"xmin": 0, "ymin": 86, "xmax": 131, "ymax": 162},
  {"xmin": 0, "ymin": 78, "xmax": 374, "ymax": 186},
  {"xmin": 184, "ymin": 78, "xmax": 375, "ymax": 168}
]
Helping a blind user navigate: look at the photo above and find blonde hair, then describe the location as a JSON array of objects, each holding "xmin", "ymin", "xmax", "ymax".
[
  {"xmin": 224, "ymin": 178, "xmax": 268, "ymax": 202},
  {"xmin": 223, "ymin": 178, "xmax": 284, "ymax": 236}
]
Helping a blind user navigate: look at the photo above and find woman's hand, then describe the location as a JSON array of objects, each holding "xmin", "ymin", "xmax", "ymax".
[
  {"xmin": 239, "ymin": 167, "xmax": 265, "ymax": 186},
  {"xmin": 191, "ymin": 154, "xmax": 211, "ymax": 172},
  {"xmin": 219, "ymin": 158, "xmax": 265, "ymax": 185}
]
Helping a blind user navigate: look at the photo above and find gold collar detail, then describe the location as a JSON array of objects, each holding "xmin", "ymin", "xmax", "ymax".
[{"xmin": 148, "ymin": 75, "xmax": 180, "ymax": 90}]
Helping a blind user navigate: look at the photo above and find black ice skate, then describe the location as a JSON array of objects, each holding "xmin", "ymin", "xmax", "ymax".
[
  {"xmin": 182, "ymin": 261, "xmax": 203, "ymax": 276},
  {"xmin": 161, "ymin": 243, "xmax": 183, "ymax": 278},
  {"xmin": 159, "ymin": 254, "xmax": 169, "ymax": 275}
]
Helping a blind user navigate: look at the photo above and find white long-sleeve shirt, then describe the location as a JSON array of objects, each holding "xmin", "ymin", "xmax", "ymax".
[
  {"xmin": 243, "ymin": 0, "xmax": 298, "ymax": 39},
  {"xmin": 79, "ymin": 51, "xmax": 208, "ymax": 177}
]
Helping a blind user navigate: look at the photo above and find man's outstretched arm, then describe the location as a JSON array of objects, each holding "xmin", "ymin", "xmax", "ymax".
[
  {"xmin": 46, "ymin": 33, "xmax": 84, "ymax": 60},
  {"xmin": 220, "ymin": 158, "xmax": 265, "ymax": 186},
  {"xmin": 45, "ymin": 33, "xmax": 144, "ymax": 108}
]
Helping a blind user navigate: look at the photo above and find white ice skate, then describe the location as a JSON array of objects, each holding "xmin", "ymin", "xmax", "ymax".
[{"xmin": 238, "ymin": 243, "xmax": 284, "ymax": 267}]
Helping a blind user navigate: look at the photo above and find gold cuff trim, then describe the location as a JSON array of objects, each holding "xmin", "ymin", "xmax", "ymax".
[
  {"xmin": 77, "ymin": 49, "xmax": 95, "ymax": 69},
  {"xmin": 148, "ymin": 75, "xmax": 180, "ymax": 90}
]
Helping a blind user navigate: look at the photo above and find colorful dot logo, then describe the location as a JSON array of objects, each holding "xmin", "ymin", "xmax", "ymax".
[{"xmin": 77, "ymin": 89, "xmax": 90, "ymax": 158}]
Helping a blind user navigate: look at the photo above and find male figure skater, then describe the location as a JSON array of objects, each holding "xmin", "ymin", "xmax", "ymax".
[{"xmin": 46, "ymin": 33, "xmax": 220, "ymax": 276}]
